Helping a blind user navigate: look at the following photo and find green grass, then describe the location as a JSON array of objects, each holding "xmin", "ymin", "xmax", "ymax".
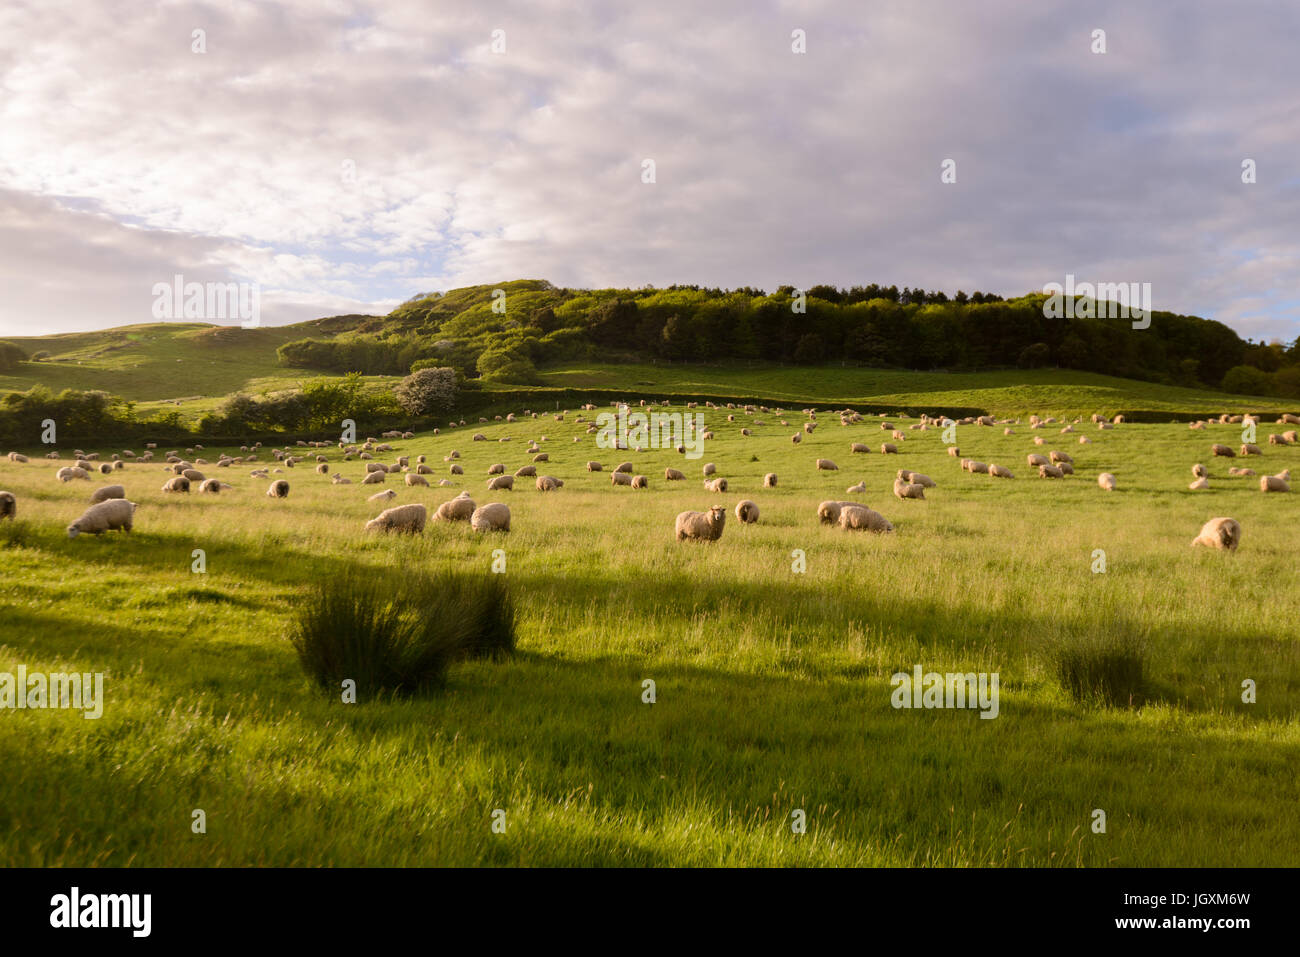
[{"xmin": 1, "ymin": 404, "xmax": 1298, "ymax": 866}]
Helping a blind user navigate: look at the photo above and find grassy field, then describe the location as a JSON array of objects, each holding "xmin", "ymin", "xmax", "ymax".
[{"xmin": 1, "ymin": 402, "xmax": 1298, "ymax": 866}]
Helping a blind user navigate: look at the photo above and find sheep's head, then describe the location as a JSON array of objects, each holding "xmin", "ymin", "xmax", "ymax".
[
  {"xmin": 709, "ymin": 506, "xmax": 726, "ymax": 523},
  {"xmin": 66, "ymin": 523, "xmax": 81, "ymax": 539}
]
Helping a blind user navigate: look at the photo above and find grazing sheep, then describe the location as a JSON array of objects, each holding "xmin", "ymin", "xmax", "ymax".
[
  {"xmin": 846, "ymin": 481, "xmax": 866, "ymax": 493},
  {"xmin": 763, "ymin": 472, "xmax": 777, "ymax": 488},
  {"xmin": 488, "ymin": 463, "xmax": 505, "ymax": 475},
  {"xmin": 536, "ymin": 475, "xmax": 563, "ymax": 491},
  {"xmin": 1027, "ymin": 454, "xmax": 1050, "ymax": 468},
  {"xmin": 1268, "ymin": 434, "xmax": 1287, "ymax": 446},
  {"xmin": 267, "ymin": 480, "xmax": 290, "ymax": 498},
  {"xmin": 893, "ymin": 478, "xmax": 925, "ymax": 500},
  {"xmin": 161, "ymin": 476, "xmax": 190, "ymax": 493},
  {"xmin": 675, "ymin": 505, "xmax": 726, "ymax": 541},
  {"xmin": 416, "ymin": 464, "xmax": 434, "ymax": 475},
  {"xmin": 704, "ymin": 477, "xmax": 728, "ymax": 492},
  {"xmin": 95, "ymin": 463, "xmax": 113, "ymax": 475},
  {"xmin": 434, "ymin": 493, "xmax": 476, "ymax": 522},
  {"xmin": 967, "ymin": 461, "xmax": 990, "ymax": 474},
  {"xmin": 89, "ymin": 484, "xmax": 126, "ymax": 504},
  {"xmin": 1241, "ymin": 444, "xmax": 1262, "ymax": 457},
  {"xmin": 1260, "ymin": 475, "xmax": 1291, "ymax": 492},
  {"xmin": 702, "ymin": 463, "xmax": 717, "ymax": 476},
  {"xmin": 7, "ymin": 452, "xmax": 29, "ymax": 463},
  {"xmin": 405, "ymin": 473, "xmax": 430, "ymax": 488},
  {"xmin": 1211, "ymin": 444, "xmax": 1236, "ymax": 458},
  {"xmin": 817, "ymin": 500, "xmax": 855, "ymax": 524},
  {"xmin": 1228, "ymin": 467, "xmax": 1256, "ymax": 477},
  {"xmin": 1038, "ymin": 464, "xmax": 1064, "ymax": 479},
  {"xmin": 1284, "ymin": 431, "xmax": 1299, "ymax": 444},
  {"xmin": 56, "ymin": 466, "xmax": 91, "ymax": 482},
  {"xmin": 850, "ymin": 442, "xmax": 870, "ymax": 454},
  {"xmin": 791, "ymin": 433, "xmax": 802, "ymax": 444},
  {"xmin": 511, "ymin": 465, "xmax": 536, "ymax": 478},
  {"xmin": 470, "ymin": 502, "xmax": 511, "ymax": 532},
  {"xmin": 1058, "ymin": 463, "xmax": 1075, "ymax": 475},
  {"xmin": 362, "ymin": 470, "xmax": 390, "ymax": 486},
  {"xmin": 1192, "ymin": 463, "xmax": 1209, "ymax": 479},
  {"xmin": 947, "ymin": 447, "xmax": 960, "ymax": 457},
  {"xmin": 816, "ymin": 459, "xmax": 839, "ymax": 471},
  {"xmin": 67, "ymin": 499, "xmax": 137, "ymax": 538},
  {"xmin": 880, "ymin": 443, "xmax": 898, "ymax": 454},
  {"xmin": 1191, "ymin": 517, "xmax": 1240, "ymax": 551},
  {"xmin": 838, "ymin": 504, "xmax": 894, "ymax": 533},
  {"xmin": 631, "ymin": 475, "xmax": 649, "ymax": 488},
  {"xmin": 198, "ymin": 478, "xmax": 224, "ymax": 494},
  {"xmin": 368, "ymin": 489, "xmax": 397, "ymax": 502},
  {"xmin": 615, "ymin": 462, "xmax": 634, "ymax": 474},
  {"xmin": 661, "ymin": 467, "xmax": 685, "ymax": 481},
  {"xmin": 0, "ymin": 491, "xmax": 15, "ymax": 520},
  {"xmin": 487, "ymin": 475, "xmax": 515, "ymax": 491},
  {"xmin": 586, "ymin": 461, "xmax": 603, "ymax": 472},
  {"xmin": 611, "ymin": 471, "xmax": 632, "ymax": 487},
  {"xmin": 473, "ymin": 433, "xmax": 487, "ymax": 441},
  {"xmin": 898, "ymin": 470, "xmax": 935, "ymax": 487},
  {"xmin": 316, "ymin": 463, "xmax": 330, "ymax": 475},
  {"xmin": 988, "ymin": 464, "xmax": 1015, "ymax": 479},
  {"xmin": 1049, "ymin": 451, "xmax": 1073, "ymax": 465},
  {"xmin": 533, "ymin": 453, "xmax": 549, "ymax": 462},
  {"xmin": 1189, "ymin": 477, "xmax": 1210, "ymax": 490},
  {"xmin": 365, "ymin": 462, "xmax": 387, "ymax": 473},
  {"xmin": 735, "ymin": 500, "xmax": 759, "ymax": 523},
  {"xmin": 1098, "ymin": 473, "xmax": 1117, "ymax": 491},
  {"xmin": 365, "ymin": 503, "xmax": 428, "ymax": 534}
]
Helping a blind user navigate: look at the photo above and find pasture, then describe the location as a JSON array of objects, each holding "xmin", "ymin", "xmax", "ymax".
[{"xmin": 1, "ymin": 405, "xmax": 1298, "ymax": 866}]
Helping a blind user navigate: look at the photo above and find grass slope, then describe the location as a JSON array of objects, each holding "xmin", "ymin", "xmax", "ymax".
[{"xmin": 1, "ymin": 409, "xmax": 1297, "ymax": 865}]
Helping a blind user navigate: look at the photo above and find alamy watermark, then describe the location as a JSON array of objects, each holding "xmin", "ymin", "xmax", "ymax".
[
  {"xmin": 890, "ymin": 665, "xmax": 999, "ymax": 719},
  {"xmin": 595, "ymin": 407, "xmax": 705, "ymax": 459},
  {"xmin": 1042, "ymin": 274, "xmax": 1150, "ymax": 329},
  {"xmin": 152, "ymin": 274, "xmax": 260, "ymax": 328},
  {"xmin": 1, "ymin": 665, "xmax": 103, "ymax": 719}
]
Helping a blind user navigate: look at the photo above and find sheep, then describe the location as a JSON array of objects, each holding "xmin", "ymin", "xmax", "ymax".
[
  {"xmin": 586, "ymin": 461, "xmax": 603, "ymax": 472},
  {"xmin": 1098, "ymin": 473, "xmax": 1117, "ymax": 491},
  {"xmin": 703, "ymin": 463, "xmax": 717, "ymax": 476},
  {"xmin": 67, "ymin": 498, "xmax": 137, "ymax": 538},
  {"xmin": 816, "ymin": 459, "xmax": 839, "ymax": 471},
  {"xmin": 615, "ymin": 462, "xmax": 634, "ymax": 474},
  {"xmin": 1240, "ymin": 444, "xmax": 1262, "ymax": 457},
  {"xmin": 1078, "ymin": 436, "xmax": 1092, "ymax": 444},
  {"xmin": 365, "ymin": 503, "xmax": 428, "ymax": 535},
  {"xmin": 791, "ymin": 433, "xmax": 802, "ymax": 444},
  {"xmin": 56, "ymin": 466, "xmax": 91, "ymax": 482},
  {"xmin": 893, "ymin": 478, "xmax": 925, "ymax": 500},
  {"xmin": 1191, "ymin": 517, "xmax": 1240, "ymax": 551},
  {"xmin": 881, "ymin": 443, "xmax": 901, "ymax": 455},
  {"xmin": 86, "ymin": 484, "xmax": 126, "ymax": 504},
  {"xmin": 988, "ymin": 464, "xmax": 1015, "ymax": 479},
  {"xmin": 434, "ymin": 493, "xmax": 476, "ymax": 522},
  {"xmin": 1285, "ymin": 431, "xmax": 1300, "ymax": 444},
  {"xmin": 817, "ymin": 500, "xmax": 854, "ymax": 524},
  {"xmin": 0, "ymin": 491, "xmax": 14, "ymax": 521},
  {"xmin": 967, "ymin": 461, "xmax": 990, "ymax": 474},
  {"xmin": 487, "ymin": 475, "xmax": 515, "ymax": 491},
  {"xmin": 536, "ymin": 475, "xmax": 564, "ymax": 491},
  {"xmin": 1059, "ymin": 462, "xmax": 1075, "ymax": 475},
  {"xmin": 7, "ymin": 452, "xmax": 29, "ymax": 463},
  {"xmin": 846, "ymin": 481, "xmax": 866, "ymax": 493},
  {"xmin": 316, "ymin": 463, "xmax": 330, "ymax": 475},
  {"xmin": 631, "ymin": 475, "xmax": 649, "ymax": 488},
  {"xmin": 1032, "ymin": 436, "xmax": 1045, "ymax": 446},
  {"xmin": 898, "ymin": 470, "xmax": 935, "ymax": 487},
  {"xmin": 416, "ymin": 464, "xmax": 434, "ymax": 475},
  {"xmin": 448, "ymin": 464, "xmax": 464, "ymax": 476},
  {"xmin": 675, "ymin": 505, "xmax": 726, "ymax": 541},
  {"xmin": 405, "ymin": 473, "xmax": 430, "ymax": 488},
  {"xmin": 473, "ymin": 433, "xmax": 487, "ymax": 441},
  {"xmin": 704, "ymin": 477, "xmax": 728, "ymax": 492},
  {"xmin": 1049, "ymin": 451, "xmax": 1073, "ymax": 465},
  {"xmin": 333, "ymin": 475, "xmax": 353, "ymax": 484},
  {"xmin": 198, "ymin": 478, "xmax": 224, "ymax": 494},
  {"xmin": 838, "ymin": 504, "xmax": 894, "ymax": 533},
  {"xmin": 1192, "ymin": 463, "xmax": 1209, "ymax": 479},
  {"xmin": 470, "ymin": 502, "xmax": 511, "ymax": 532},
  {"xmin": 1268, "ymin": 434, "xmax": 1287, "ymax": 446},
  {"xmin": 1283, "ymin": 413, "xmax": 1300, "ymax": 426},
  {"xmin": 488, "ymin": 463, "xmax": 505, "ymax": 475},
  {"xmin": 1211, "ymin": 444, "xmax": 1235, "ymax": 458},
  {"xmin": 368, "ymin": 489, "xmax": 397, "ymax": 502},
  {"xmin": 1027, "ymin": 454, "xmax": 1050, "ymax": 468},
  {"xmin": 850, "ymin": 442, "xmax": 870, "ymax": 454},
  {"xmin": 735, "ymin": 500, "xmax": 759, "ymax": 523},
  {"xmin": 1038, "ymin": 464, "xmax": 1064, "ymax": 479},
  {"xmin": 763, "ymin": 472, "xmax": 777, "ymax": 488},
  {"xmin": 610, "ymin": 471, "xmax": 633, "ymax": 487},
  {"xmin": 1189, "ymin": 477, "xmax": 1209, "ymax": 490},
  {"xmin": 947, "ymin": 447, "xmax": 960, "ymax": 457},
  {"xmin": 161, "ymin": 476, "xmax": 190, "ymax": 493},
  {"xmin": 267, "ymin": 480, "xmax": 290, "ymax": 498},
  {"xmin": 1228, "ymin": 467, "xmax": 1256, "ymax": 477},
  {"xmin": 363, "ymin": 469, "xmax": 388, "ymax": 486},
  {"xmin": 803, "ymin": 422, "xmax": 815, "ymax": 434},
  {"xmin": 364, "ymin": 462, "xmax": 387, "ymax": 473},
  {"xmin": 510, "ymin": 465, "xmax": 536, "ymax": 478},
  {"xmin": 1260, "ymin": 475, "xmax": 1291, "ymax": 492}
]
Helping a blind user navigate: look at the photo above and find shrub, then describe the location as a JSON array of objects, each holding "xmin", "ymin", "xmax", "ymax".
[
  {"xmin": 0, "ymin": 342, "xmax": 26, "ymax": 372},
  {"xmin": 394, "ymin": 366, "xmax": 458, "ymax": 415},
  {"xmin": 288, "ymin": 568, "xmax": 515, "ymax": 698},
  {"xmin": 1048, "ymin": 623, "xmax": 1148, "ymax": 707}
]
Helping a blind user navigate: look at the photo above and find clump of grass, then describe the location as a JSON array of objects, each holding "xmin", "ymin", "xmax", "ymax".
[
  {"xmin": 1048, "ymin": 622, "xmax": 1149, "ymax": 707},
  {"xmin": 0, "ymin": 521, "xmax": 30, "ymax": 549},
  {"xmin": 288, "ymin": 568, "xmax": 516, "ymax": 698}
]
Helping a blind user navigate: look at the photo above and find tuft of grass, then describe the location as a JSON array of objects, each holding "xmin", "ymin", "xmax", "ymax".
[
  {"xmin": 288, "ymin": 568, "xmax": 515, "ymax": 698},
  {"xmin": 1048, "ymin": 622, "xmax": 1149, "ymax": 707}
]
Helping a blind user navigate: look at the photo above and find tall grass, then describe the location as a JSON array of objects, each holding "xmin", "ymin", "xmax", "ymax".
[
  {"xmin": 288, "ymin": 569, "xmax": 515, "ymax": 697},
  {"xmin": 1047, "ymin": 623, "xmax": 1149, "ymax": 707}
]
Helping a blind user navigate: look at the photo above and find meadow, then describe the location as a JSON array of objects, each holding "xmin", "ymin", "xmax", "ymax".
[{"xmin": 1, "ymin": 403, "xmax": 1298, "ymax": 866}]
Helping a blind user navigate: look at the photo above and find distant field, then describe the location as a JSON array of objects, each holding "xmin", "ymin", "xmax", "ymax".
[{"xmin": 1, "ymin": 407, "xmax": 1297, "ymax": 866}]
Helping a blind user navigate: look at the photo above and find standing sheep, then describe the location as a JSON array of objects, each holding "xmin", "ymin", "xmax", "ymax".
[
  {"xmin": 67, "ymin": 499, "xmax": 137, "ymax": 538},
  {"xmin": 405, "ymin": 473, "xmax": 430, "ymax": 487},
  {"xmin": 434, "ymin": 493, "xmax": 476, "ymax": 522},
  {"xmin": 90, "ymin": 484, "xmax": 126, "ymax": 504},
  {"xmin": 1191, "ymin": 517, "xmax": 1240, "ymax": 551},
  {"xmin": 704, "ymin": 477, "xmax": 728, "ymax": 492},
  {"xmin": 816, "ymin": 459, "xmax": 839, "ymax": 471},
  {"xmin": 1211, "ymin": 444, "xmax": 1236, "ymax": 458},
  {"xmin": 675, "ymin": 505, "xmax": 726, "ymax": 542},
  {"xmin": 1192, "ymin": 463, "xmax": 1209, "ymax": 479},
  {"xmin": 470, "ymin": 502, "xmax": 511, "ymax": 532},
  {"xmin": 763, "ymin": 473, "xmax": 777, "ymax": 488},
  {"xmin": 535, "ymin": 475, "xmax": 564, "ymax": 491},
  {"xmin": 611, "ymin": 472, "xmax": 632, "ymax": 487},
  {"xmin": 880, "ymin": 443, "xmax": 898, "ymax": 454},
  {"xmin": 0, "ymin": 491, "xmax": 14, "ymax": 521},
  {"xmin": 267, "ymin": 480, "xmax": 290, "ymax": 498},
  {"xmin": 631, "ymin": 475, "xmax": 649, "ymax": 488},
  {"xmin": 817, "ymin": 500, "xmax": 855, "ymax": 524},
  {"xmin": 702, "ymin": 463, "xmax": 717, "ymax": 476},
  {"xmin": 162, "ymin": 476, "xmax": 190, "ymax": 493},
  {"xmin": 665, "ymin": 468, "xmax": 686, "ymax": 481},
  {"xmin": 57, "ymin": 466, "xmax": 91, "ymax": 482},
  {"xmin": 837, "ymin": 504, "xmax": 894, "ymax": 533},
  {"xmin": 198, "ymin": 478, "xmax": 223, "ymax": 494},
  {"xmin": 487, "ymin": 475, "xmax": 515, "ymax": 491},
  {"xmin": 893, "ymin": 478, "xmax": 925, "ymax": 500},
  {"xmin": 734, "ymin": 500, "xmax": 759, "ymax": 523},
  {"xmin": 365, "ymin": 503, "xmax": 428, "ymax": 534},
  {"xmin": 1097, "ymin": 473, "xmax": 1117, "ymax": 491}
]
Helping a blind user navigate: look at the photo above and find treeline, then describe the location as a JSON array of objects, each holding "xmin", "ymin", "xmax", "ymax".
[{"xmin": 271, "ymin": 280, "xmax": 1300, "ymax": 397}]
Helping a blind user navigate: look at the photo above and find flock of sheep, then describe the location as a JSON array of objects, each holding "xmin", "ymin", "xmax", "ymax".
[{"xmin": 1, "ymin": 404, "xmax": 1296, "ymax": 554}]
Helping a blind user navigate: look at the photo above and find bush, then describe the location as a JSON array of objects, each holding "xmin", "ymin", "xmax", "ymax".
[
  {"xmin": 0, "ymin": 342, "xmax": 26, "ymax": 372},
  {"xmin": 394, "ymin": 367, "xmax": 458, "ymax": 415},
  {"xmin": 1048, "ymin": 623, "xmax": 1148, "ymax": 707},
  {"xmin": 1221, "ymin": 364, "xmax": 1274, "ymax": 396},
  {"xmin": 288, "ymin": 569, "xmax": 515, "ymax": 698}
]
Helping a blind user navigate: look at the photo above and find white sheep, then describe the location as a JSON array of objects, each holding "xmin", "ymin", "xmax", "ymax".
[
  {"xmin": 1260, "ymin": 475, "xmax": 1290, "ymax": 492},
  {"xmin": 57, "ymin": 466, "xmax": 91, "ymax": 482},
  {"xmin": 536, "ymin": 475, "xmax": 563, "ymax": 491},
  {"xmin": 734, "ymin": 500, "xmax": 759, "ymax": 523},
  {"xmin": 470, "ymin": 502, "xmax": 511, "ymax": 532},
  {"xmin": 1097, "ymin": 473, "xmax": 1117, "ymax": 491},
  {"xmin": 893, "ymin": 478, "xmax": 925, "ymax": 500},
  {"xmin": 368, "ymin": 489, "xmax": 397, "ymax": 502},
  {"xmin": 487, "ymin": 475, "xmax": 515, "ymax": 491},
  {"xmin": 67, "ymin": 499, "xmax": 136, "ymax": 538},
  {"xmin": 704, "ymin": 477, "xmax": 728, "ymax": 492},
  {"xmin": 702, "ymin": 463, "xmax": 717, "ymax": 476},
  {"xmin": 89, "ymin": 484, "xmax": 126, "ymax": 504},
  {"xmin": 1189, "ymin": 477, "xmax": 1209, "ymax": 490},
  {"xmin": 1027, "ymin": 453, "xmax": 1050, "ymax": 468},
  {"xmin": 838, "ymin": 504, "xmax": 893, "ymax": 533},
  {"xmin": 198, "ymin": 478, "xmax": 224, "ymax": 494},
  {"xmin": 1191, "ymin": 517, "xmax": 1240, "ymax": 551},
  {"xmin": 405, "ymin": 473, "xmax": 430, "ymax": 487},
  {"xmin": 816, "ymin": 458, "xmax": 839, "ymax": 470},
  {"xmin": 365, "ymin": 503, "xmax": 428, "ymax": 534},
  {"xmin": 675, "ymin": 505, "xmax": 726, "ymax": 541},
  {"xmin": 631, "ymin": 475, "xmax": 649, "ymax": 488},
  {"xmin": 162, "ymin": 476, "xmax": 190, "ymax": 493},
  {"xmin": 880, "ymin": 443, "xmax": 898, "ymax": 454},
  {"xmin": 267, "ymin": 479, "xmax": 290, "ymax": 498},
  {"xmin": 1038, "ymin": 464, "xmax": 1064, "ymax": 479},
  {"xmin": 846, "ymin": 481, "xmax": 866, "ymax": 493},
  {"xmin": 817, "ymin": 500, "xmax": 854, "ymax": 524},
  {"xmin": 763, "ymin": 473, "xmax": 777, "ymax": 487},
  {"xmin": 434, "ymin": 493, "xmax": 476, "ymax": 522},
  {"xmin": 665, "ymin": 468, "xmax": 686, "ymax": 481}
]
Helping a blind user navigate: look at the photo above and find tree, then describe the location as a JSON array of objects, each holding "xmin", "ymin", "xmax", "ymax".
[
  {"xmin": 793, "ymin": 333, "xmax": 825, "ymax": 364},
  {"xmin": 394, "ymin": 367, "xmax": 458, "ymax": 415},
  {"xmin": 0, "ymin": 341, "xmax": 27, "ymax": 372},
  {"xmin": 1220, "ymin": 364, "xmax": 1274, "ymax": 396},
  {"xmin": 1017, "ymin": 342, "xmax": 1051, "ymax": 369}
]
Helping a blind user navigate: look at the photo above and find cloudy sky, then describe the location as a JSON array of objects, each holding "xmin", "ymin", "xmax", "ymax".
[{"xmin": 2, "ymin": 0, "xmax": 1297, "ymax": 342}]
